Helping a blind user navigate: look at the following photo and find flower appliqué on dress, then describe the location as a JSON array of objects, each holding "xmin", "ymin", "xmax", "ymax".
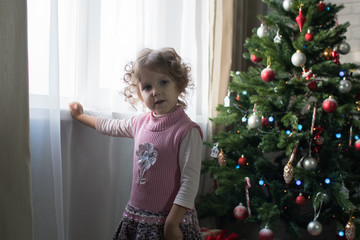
[{"xmin": 136, "ymin": 142, "xmax": 158, "ymax": 185}]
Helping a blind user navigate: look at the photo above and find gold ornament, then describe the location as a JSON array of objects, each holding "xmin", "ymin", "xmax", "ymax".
[
  {"xmin": 345, "ymin": 219, "xmax": 356, "ymax": 240},
  {"xmin": 218, "ymin": 149, "xmax": 226, "ymax": 167},
  {"xmin": 356, "ymin": 101, "xmax": 360, "ymax": 111},
  {"xmin": 283, "ymin": 162, "xmax": 294, "ymax": 184},
  {"xmin": 322, "ymin": 47, "xmax": 333, "ymax": 60}
]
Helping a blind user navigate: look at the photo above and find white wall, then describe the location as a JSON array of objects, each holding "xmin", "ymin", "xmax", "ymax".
[{"xmin": 330, "ymin": 0, "xmax": 360, "ymax": 64}]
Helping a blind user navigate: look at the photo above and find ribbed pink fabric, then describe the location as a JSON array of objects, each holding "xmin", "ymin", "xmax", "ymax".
[{"xmin": 130, "ymin": 106, "xmax": 202, "ymax": 212}]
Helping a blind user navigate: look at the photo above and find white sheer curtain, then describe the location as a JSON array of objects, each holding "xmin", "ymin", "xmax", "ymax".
[{"xmin": 27, "ymin": 1, "xmax": 209, "ymax": 240}]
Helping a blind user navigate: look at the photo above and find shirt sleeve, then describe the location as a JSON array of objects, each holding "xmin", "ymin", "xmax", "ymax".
[
  {"xmin": 95, "ymin": 116, "xmax": 134, "ymax": 138},
  {"xmin": 174, "ymin": 127, "xmax": 203, "ymax": 209}
]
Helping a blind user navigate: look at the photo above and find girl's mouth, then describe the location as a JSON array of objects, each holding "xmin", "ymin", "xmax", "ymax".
[{"xmin": 155, "ymin": 100, "xmax": 165, "ymax": 105}]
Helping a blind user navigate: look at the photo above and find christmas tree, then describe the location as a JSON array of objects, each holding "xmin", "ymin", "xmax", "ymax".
[{"xmin": 198, "ymin": 0, "xmax": 360, "ymax": 239}]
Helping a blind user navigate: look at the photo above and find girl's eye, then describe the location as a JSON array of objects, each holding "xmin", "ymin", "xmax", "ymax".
[
  {"xmin": 143, "ymin": 85, "xmax": 152, "ymax": 91},
  {"xmin": 160, "ymin": 80, "xmax": 168, "ymax": 86}
]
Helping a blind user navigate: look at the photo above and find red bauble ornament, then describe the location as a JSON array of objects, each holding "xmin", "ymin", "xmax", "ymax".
[
  {"xmin": 251, "ymin": 54, "xmax": 262, "ymax": 63},
  {"xmin": 259, "ymin": 227, "xmax": 274, "ymax": 240},
  {"xmin": 296, "ymin": 9, "xmax": 306, "ymax": 32},
  {"xmin": 354, "ymin": 139, "xmax": 360, "ymax": 152},
  {"xmin": 322, "ymin": 96, "xmax": 338, "ymax": 113},
  {"xmin": 318, "ymin": 1, "xmax": 326, "ymax": 12},
  {"xmin": 233, "ymin": 203, "xmax": 247, "ymax": 220},
  {"xmin": 261, "ymin": 117, "xmax": 269, "ymax": 127},
  {"xmin": 307, "ymin": 80, "xmax": 317, "ymax": 91},
  {"xmin": 296, "ymin": 194, "xmax": 306, "ymax": 205},
  {"xmin": 261, "ymin": 67, "xmax": 275, "ymax": 82},
  {"xmin": 305, "ymin": 29, "xmax": 314, "ymax": 41},
  {"xmin": 238, "ymin": 155, "xmax": 247, "ymax": 166},
  {"xmin": 332, "ymin": 51, "xmax": 340, "ymax": 65}
]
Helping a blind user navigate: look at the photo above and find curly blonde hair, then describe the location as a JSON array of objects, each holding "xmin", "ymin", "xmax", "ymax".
[{"xmin": 123, "ymin": 47, "xmax": 193, "ymax": 109}]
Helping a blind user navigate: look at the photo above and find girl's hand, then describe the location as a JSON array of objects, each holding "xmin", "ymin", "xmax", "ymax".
[
  {"xmin": 69, "ymin": 102, "xmax": 84, "ymax": 119},
  {"xmin": 164, "ymin": 221, "xmax": 183, "ymax": 240}
]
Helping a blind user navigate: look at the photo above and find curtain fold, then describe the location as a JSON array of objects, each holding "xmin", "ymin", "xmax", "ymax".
[{"xmin": 0, "ymin": 0, "xmax": 33, "ymax": 239}]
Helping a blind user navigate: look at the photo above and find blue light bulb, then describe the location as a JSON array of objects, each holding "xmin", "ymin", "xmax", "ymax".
[
  {"xmin": 339, "ymin": 70, "xmax": 345, "ymax": 77},
  {"xmin": 355, "ymin": 135, "xmax": 359, "ymax": 140},
  {"xmin": 236, "ymin": 165, "xmax": 240, "ymax": 169},
  {"xmin": 258, "ymin": 179, "xmax": 265, "ymax": 186},
  {"xmin": 268, "ymin": 116, "xmax": 274, "ymax": 122},
  {"xmin": 242, "ymin": 90, "xmax": 247, "ymax": 95},
  {"xmin": 325, "ymin": 178, "xmax": 331, "ymax": 184},
  {"xmin": 296, "ymin": 180, "xmax": 302, "ymax": 186},
  {"xmin": 338, "ymin": 231, "xmax": 344, "ymax": 237},
  {"xmin": 336, "ymin": 133, "xmax": 341, "ymax": 139},
  {"xmin": 286, "ymin": 130, "xmax": 291, "ymax": 135},
  {"xmin": 298, "ymin": 124, "xmax": 303, "ymax": 131},
  {"xmin": 242, "ymin": 117, "xmax": 247, "ymax": 122}
]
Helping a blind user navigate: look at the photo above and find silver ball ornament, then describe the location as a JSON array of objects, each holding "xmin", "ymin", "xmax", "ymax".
[
  {"xmin": 338, "ymin": 42, "xmax": 351, "ymax": 55},
  {"xmin": 307, "ymin": 220, "xmax": 323, "ymax": 236},
  {"xmin": 338, "ymin": 79, "xmax": 352, "ymax": 94},
  {"xmin": 303, "ymin": 156, "xmax": 317, "ymax": 170},
  {"xmin": 291, "ymin": 50, "xmax": 306, "ymax": 67},
  {"xmin": 257, "ymin": 24, "xmax": 269, "ymax": 38},
  {"xmin": 248, "ymin": 114, "xmax": 261, "ymax": 129},
  {"xmin": 282, "ymin": 0, "xmax": 292, "ymax": 11}
]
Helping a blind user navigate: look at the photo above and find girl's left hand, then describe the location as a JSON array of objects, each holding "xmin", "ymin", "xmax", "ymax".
[{"xmin": 164, "ymin": 222, "xmax": 183, "ymax": 240}]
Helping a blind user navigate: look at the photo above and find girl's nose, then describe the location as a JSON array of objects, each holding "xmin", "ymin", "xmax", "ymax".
[{"xmin": 152, "ymin": 88, "xmax": 160, "ymax": 96}]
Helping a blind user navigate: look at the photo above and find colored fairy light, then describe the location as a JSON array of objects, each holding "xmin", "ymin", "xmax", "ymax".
[
  {"xmin": 268, "ymin": 116, "xmax": 274, "ymax": 122},
  {"xmin": 339, "ymin": 70, "xmax": 345, "ymax": 77},
  {"xmin": 286, "ymin": 130, "xmax": 291, "ymax": 135},
  {"xmin": 259, "ymin": 179, "xmax": 265, "ymax": 186},
  {"xmin": 298, "ymin": 124, "xmax": 303, "ymax": 131},
  {"xmin": 242, "ymin": 116, "xmax": 247, "ymax": 122},
  {"xmin": 236, "ymin": 165, "xmax": 240, "ymax": 169},
  {"xmin": 242, "ymin": 90, "xmax": 247, "ymax": 95},
  {"xmin": 338, "ymin": 231, "xmax": 344, "ymax": 237},
  {"xmin": 355, "ymin": 135, "xmax": 359, "ymax": 140},
  {"xmin": 236, "ymin": 71, "xmax": 240, "ymax": 75},
  {"xmin": 336, "ymin": 133, "xmax": 341, "ymax": 138},
  {"xmin": 296, "ymin": 180, "xmax": 302, "ymax": 186},
  {"xmin": 325, "ymin": 178, "xmax": 331, "ymax": 184},
  {"xmin": 327, "ymin": 6, "xmax": 330, "ymax": 11}
]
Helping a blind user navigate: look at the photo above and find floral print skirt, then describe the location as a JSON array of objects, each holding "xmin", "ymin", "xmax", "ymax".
[{"xmin": 112, "ymin": 203, "xmax": 202, "ymax": 240}]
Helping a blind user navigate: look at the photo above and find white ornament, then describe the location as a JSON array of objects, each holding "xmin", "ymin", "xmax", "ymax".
[
  {"xmin": 248, "ymin": 114, "xmax": 261, "ymax": 129},
  {"xmin": 338, "ymin": 78, "xmax": 352, "ymax": 94},
  {"xmin": 210, "ymin": 143, "xmax": 220, "ymax": 158},
  {"xmin": 307, "ymin": 220, "xmax": 323, "ymax": 236},
  {"xmin": 291, "ymin": 50, "xmax": 306, "ymax": 67},
  {"xmin": 257, "ymin": 23, "xmax": 269, "ymax": 38},
  {"xmin": 283, "ymin": 0, "xmax": 293, "ymax": 11},
  {"xmin": 303, "ymin": 156, "xmax": 317, "ymax": 170}
]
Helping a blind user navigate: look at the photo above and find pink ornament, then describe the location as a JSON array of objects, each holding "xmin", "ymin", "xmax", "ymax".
[
  {"xmin": 296, "ymin": 9, "xmax": 306, "ymax": 32},
  {"xmin": 261, "ymin": 67, "xmax": 275, "ymax": 82},
  {"xmin": 305, "ymin": 29, "xmax": 314, "ymax": 41},
  {"xmin": 259, "ymin": 227, "xmax": 274, "ymax": 240},
  {"xmin": 251, "ymin": 54, "xmax": 262, "ymax": 63},
  {"xmin": 296, "ymin": 194, "xmax": 306, "ymax": 205},
  {"xmin": 233, "ymin": 203, "xmax": 247, "ymax": 220},
  {"xmin": 355, "ymin": 139, "xmax": 360, "ymax": 152},
  {"xmin": 322, "ymin": 97, "xmax": 338, "ymax": 113}
]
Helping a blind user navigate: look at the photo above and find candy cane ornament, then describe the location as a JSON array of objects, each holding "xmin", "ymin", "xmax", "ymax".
[{"xmin": 245, "ymin": 177, "xmax": 252, "ymax": 217}]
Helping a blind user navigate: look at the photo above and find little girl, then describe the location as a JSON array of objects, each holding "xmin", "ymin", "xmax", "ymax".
[{"xmin": 69, "ymin": 47, "xmax": 203, "ymax": 240}]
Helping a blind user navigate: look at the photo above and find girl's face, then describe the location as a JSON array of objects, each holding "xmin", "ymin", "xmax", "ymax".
[{"xmin": 138, "ymin": 68, "xmax": 180, "ymax": 115}]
